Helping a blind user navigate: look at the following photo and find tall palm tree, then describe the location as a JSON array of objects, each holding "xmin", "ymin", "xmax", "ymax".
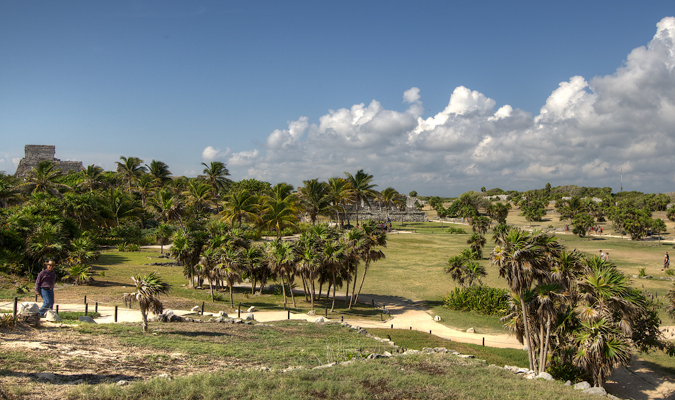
[
  {"xmin": 147, "ymin": 190, "xmax": 183, "ymax": 225},
  {"xmin": 201, "ymin": 161, "xmax": 231, "ymax": 198},
  {"xmin": 102, "ymin": 187, "xmax": 141, "ymax": 227},
  {"xmin": 16, "ymin": 160, "xmax": 72, "ymax": 198},
  {"xmin": 219, "ymin": 189, "xmax": 260, "ymax": 228},
  {"xmin": 490, "ymin": 228, "xmax": 552, "ymax": 371},
  {"xmin": 327, "ymin": 177, "xmax": 353, "ymax": 225},
  {"xmin": 134, "ymin": 174, "xmax": 155, "ymax": 208},
  {"xmin": 297, "ymin": 179, "xmax": 331, "ymax": 225},
  {"xmin": 351, "ymin": 222, "xmax": 386, "ymax": 307},
  {"xmin": 122, "ymin": 272, "xmax": 170, "ymax": 333},
  {"xmin": 155, "ymin": 223, "xmax": 174, "ymax": 254},
  {"xmin": 146, "ymin": 160, "xmax": 172, "ymax": 186},
  {"xmin": 573, "ymin": 318, "xmax": 631, "ymax": 387},
  {"xmin": 467, "ymin": 233, "xmax": 487, "ymax": 259},
  {"xmin": 116, "ymin": 156, "xmax": 147, "ymax": 192},
  {"xmin": 344, "ymin": 169, "xmax": 378, "ymax": 226}
]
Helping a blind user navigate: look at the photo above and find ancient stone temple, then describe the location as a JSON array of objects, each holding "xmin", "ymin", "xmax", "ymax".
[{"xmin": 14, "ymin": 145, "xmax": 84, "ymax": 178}]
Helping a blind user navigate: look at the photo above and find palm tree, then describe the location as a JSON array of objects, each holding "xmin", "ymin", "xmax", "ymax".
[
  {"xmin": 259, "ymin": 196, "xmax": 300, "ymax": 238},
  {"xmin": 116, "ymin": 156, "xmax": 146, "ymax": 192},
  {"xmin": 183, "ymin": 180, "xmax": 215, "ymax": 214},
  {"xmin": 219, "ymin": 189, "xmax": 260, "ymax": 228},
  {"xmin": 26, "ymin": 221, "xmax": 67, "ymax": 266},
  {"xmin": 122, "ymin": 272, "xmax": 170, "ymax": 333},
  {"xmin": 327, "ymin": 177, "xmax": 353, "ymax": 225},
  {"xmin": 134, "ymin": 174, "xmax": 155, "ymax": 208},
  {"xmin": 573, "ymin": 318, "xmax": 631, "ymax": 387},
  {"xmin": 470, "ymin": 216, "xmax": 491, "ymax": 235},
  {"xmin": 147, "ymin": 190, "xmax": 183, "ymax": 225},
  {"xmin": 297, "ymin": 179, "xmax": 331, "ymax": 225},
  {"xmin": 76, "ymin": 164, "xmax": 104, "ymax": 193},
  {"xmin": 467, "ymin": 233, "xmax": 486, "ymax": 259},
  {"xmin": 16, "ymin": 160, "xmax": 72, "ymax": 198},
  {"xmin": 490, "ymin": 228, "xmax": 552, "ymax": 371},
  {"xmin": 198, "ymin": 247, "xmax": 222, "ymax": 302},
  {"xmin": 351, "ymin": 222, "xmax": 386, "ymax": 307},
  {"xmin": 155, "ymin": 223, "xmax": 174, "ymax": 254},
  {"xmin": 201, "ymin": 161, "xmax": 231, "ymax": 198},
  {"xmin": 102, "ymin": 187, "xmax": 140, "ymax": 227},
  {"xmin": 0, "ymin": 173, "xmax": 20, "ymax": 208},
  {"xmin": 344, "ymin": 169, "xmax": 378, "ymax": 226},
  {"xmin": 146, "ymin": 160, "xmax": 172, "ymax": 186}
]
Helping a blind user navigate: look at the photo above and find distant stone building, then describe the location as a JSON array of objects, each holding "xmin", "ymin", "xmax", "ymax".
[{"xmin": 14, "ymin": 145, "xmax": 84, "ymax": 178}]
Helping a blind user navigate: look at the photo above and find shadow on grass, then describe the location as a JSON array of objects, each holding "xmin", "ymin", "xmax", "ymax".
[
  {"xmin": 0, "ymin": 370, "xmax": 139, "ymax": 385},
  {"xmin": 165, "ymin": 330, "xmax": 232, "ymax": 338}
]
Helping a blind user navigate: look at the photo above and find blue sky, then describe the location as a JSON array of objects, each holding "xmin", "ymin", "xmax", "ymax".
[{"xmin": 1, "ymin": 1, "xmax": 675, "ymax": 196}]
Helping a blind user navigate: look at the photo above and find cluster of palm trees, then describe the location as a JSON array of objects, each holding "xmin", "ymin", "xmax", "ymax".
[
  {"xmin": 491, "ymin": 227, "xmax": 671, "ymax": 387},
  {"xmin": 171, "ymin": 221, "xmax": 387, "ymax": 312}
]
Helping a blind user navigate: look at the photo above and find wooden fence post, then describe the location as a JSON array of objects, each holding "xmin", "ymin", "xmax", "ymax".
[
  {"xmin": 114, "ymin": 306, "xmax": 118, "ymax": 322},
  {"xmin": 13, "ymin": 297, "xmax": 17, "ymax": 318}
]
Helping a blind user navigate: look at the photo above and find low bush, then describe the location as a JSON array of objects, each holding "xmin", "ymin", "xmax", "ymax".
[
  {"xmin": 447, "ymin": 227, "xmax": 467, "ymax": 234},
  {"xmin": 443, "ymin": 285, "xmax": 509, "ymax": 316}
]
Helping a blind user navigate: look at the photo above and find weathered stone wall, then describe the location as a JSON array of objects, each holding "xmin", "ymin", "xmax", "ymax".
[
  {"xmin": 344, "ymin": 210, "xmax": 429, "ymax": 223},
  {"xmin": 14, "ymin": 145, "xmax": 84, "ymax": 178}
]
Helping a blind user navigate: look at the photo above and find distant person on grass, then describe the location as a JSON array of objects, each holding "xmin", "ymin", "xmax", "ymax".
[
  {"xmin": 600, "ymin": 250, "xmax": 606, "ymax": 261},
  {"xmin": 35, "ymin": 259, "xmax": 57, "ymax": 317},
  {"xmin": 663, "ymin": 252, "xmax": 670, "ymax": 271}
]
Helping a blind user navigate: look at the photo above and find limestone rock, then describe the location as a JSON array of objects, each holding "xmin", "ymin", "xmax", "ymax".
[
  {"xmin": 191, "ymin": 306, "xmax": 200, "ymax": 313},
  {"xmin": 78, "ymin": 316, "xmax": 96, "ymax": 323},
  {"xmin": 314, "ymin": 317, "xmax": 325, "ymax": 323},
  {"xmin": 536, "ymin": 372, "xmax": 553, "ymax": 381},
  {"xmin": 434, "ymin": 315, "xmax": 441, "ymax": 322},
  {"xmin": 307, "ymin": 310, "xmax": 316, "ymax": 316},
  {"xmin": 582, "ymin": 387, "xmax": 607, "ymax": 396},
  {"xmin": 245, "ymin": 313, "xmax": 255, "ymax": 321},
  {"xmin": 19, "ymin": 302, "xmax": 39, "ymax": 315},
  {"xmin": 312, "ymin": 362, "xmax": 336, "ymax": 370},
  {"xmin": 466, "ymin": 327, "xmax": 475, "ymax": 333},
  {"xmin": 45, "ymin": 310, "xmax": 60, "ymax": 322},
  {"xmin": 574, "ymin": 381, "xmax": 591, "ymax": 390},
  {"xmin": 247, "ymin": 306, "xmax": 256, "ymax": 313},
  {"xmin": 116, "ymin": 380, "xmax": 130, "ymax": 386},
  {"xmin": 157, "ymin": 373, "xmax": 172, "ymax": 380},
  {"xmin": 564, "ymin": 380, "xmax": 572, "ymax": 386},
  {"xmin": 218, "ymin": 311, "xmax": 228, "ymax": 318}
]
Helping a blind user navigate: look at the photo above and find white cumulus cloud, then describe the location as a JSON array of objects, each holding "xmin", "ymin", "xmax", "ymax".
[
  {"xmin": 202, "ymin": 146, "xmax": 231, "ymax": 162},
  {"xmin": 226, "ymin": 17, "xmax": 675, "ymax": 196}
]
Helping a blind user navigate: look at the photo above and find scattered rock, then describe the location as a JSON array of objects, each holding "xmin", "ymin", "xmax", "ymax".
[
  {"xmin": 156, "ymin": 373, "xmax": 172, "ymax": 380},
  {"xmin": 564, "ymin": 380, "xmax": 571, "ymax": 386},
  {"xmin": 282, "ymin": 366, "xmax": 304, "ymax": 373},
  {"xmin": 45, "ymin": 310, "xmax": 60, "ymax": 322},
  {"xmin": 19, "ymin": 302, "xmax": 39, "ymax": 315},
  {"xmin": 245, "ymin": 313, "xmax": 255, "ymax": 321},
  {"xmin": 218, "ymin": 311, "xmax": 228, "ymax": 318},
  {"xmin": 367, "ymin": 353, "xmax": 386, "ymax": 359},
  {"xmin": 434, "ymin": 315, "xmax": 441, "ymax": 322},
  {"xmin": 258, "ymin": 367, "xmax": 270, "ymax": 372},
  {"xmin": 403, "ymin": 350, "xmax": 421, "ymax": 355},
  {"xmin": 314, "ymin": 317, "xmax": 325, "ymax": 323},
  {"xmin": 357, "ymin": 329, "xmax": 368, "ymax": 335},
  {"xmin": 458, "ymin": 354, "xmax": 475, "ymax": 359},
  {"xmin": 574, "ymin": 382, "xmax": 591, "ymax": 390},
  {"xmin": 536, "ymin": 372, "xmax": 553, "ymax": 381},
  {"xmin": 312, "ymin": 362, "xmax": 336, "ymax": 370},
  {"xmin": 78, "ymin": 316, "xmax": 96, "ymax": 323},
  {"xmin": 116, "ymin": 380, "xmax": 130, "ymax": 386},
  {"xmin": 582, "ymin": 387, "xmax": 607, "ymax": 396},
  {"xmin": 247, "ymin": 306, "xmax": 256, "ymax": 313},
  {"xmin": 191, "ymin": 306, "xmax": 201, "ymax": 313},
  {"xmin": 466, "ymin": 327, "xmax": 475, "ymax": 333},
  {"xmin": 307, "ymin": 310, "xmax": 316, "ymax": 316},
  {"xmin": 382, "ymin": 351, "xmax": 392, "ymax": 357}
]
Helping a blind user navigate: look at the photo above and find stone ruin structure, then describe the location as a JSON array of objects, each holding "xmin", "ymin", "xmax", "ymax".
[
  {"xmin": 343, "ymin": 195, "xmax": 428, "ymax": 223},
  {"xmin": 14, "ymin": 145, "xmax": 84, "ymax": 178}
]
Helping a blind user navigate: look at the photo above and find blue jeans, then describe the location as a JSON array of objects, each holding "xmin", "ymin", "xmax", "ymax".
[{"xmin": 39, "ymin": 288, "xmax": 54, "ymax": 317}]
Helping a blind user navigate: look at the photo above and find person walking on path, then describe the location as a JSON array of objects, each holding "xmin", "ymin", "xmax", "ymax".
[
  {"xmin": 663, "ymin": 252, "xmax": 670, "ymax": 271},
  {"xmin": 35, "ymin": 259, "xmax": 57, "ymax": 317},
  {"xmin": 600, "ymin": 250, "xmax": 606, "ymax": 261}
]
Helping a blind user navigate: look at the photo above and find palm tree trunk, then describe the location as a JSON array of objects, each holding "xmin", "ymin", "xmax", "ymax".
[
  {"xmin": 352, "ymin": 261, "xmax": 370, "ymax": 307},
  {"xmin": 252, "ymin": 277, "xmax": 257, "ymax": 294},
  {"xmin": 310, "ymin": 277, "xmax": 315, "ymax": 311},
  {"xmin": 287, "ymin": 273, "xmax": 296, "ymax": 308},
  {"xmin": 301, "ymin": 275, "xmax": 310, "ymax": 301},
  {"xmin": 331, "ymin": 271, "xmax": 337, "ymax": 312},
  {"xmin": 520, "ymin": 292, "xmax": 535, "ymax": 371},
  {"xmin": 348, "ymin": 264, "xmax": 359, "ymax": 309},
  {"xmin": 229, "ymin": 284, "xmax": 234, "ymax": 307},
  {"xmin": 209, "ymin": 279, "xmax": 215, "ymax": 303},
  {"xmin": 540, "ymin": 316, "xmax": 552, "ymax": 373},
  {"xmin": 318, "ymin": 281, "xmax": 323, "ymax": 300},
  {"xmin": 141, "ymin": 305, "xmax": 149, "ymax": 333},
  {"xmin": 281, "ymin": 275, "xmax": 287, "ymax": 310},
  {"xmin": 344, "ymin": 276, "xmax": 350, "ymax": 306}
]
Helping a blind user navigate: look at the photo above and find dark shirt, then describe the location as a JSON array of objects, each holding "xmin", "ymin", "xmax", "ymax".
[{"xmin": 35, "ymin": 269, "xmax": 57, "ymax": 292}]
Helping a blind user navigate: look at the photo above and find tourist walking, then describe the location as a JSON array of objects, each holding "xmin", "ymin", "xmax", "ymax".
[
  {"xmin": 35, "ymin": 259, "xmax": 57, "ymax": 317},
  {"xmin": 600, "ymin": 250, "xmax": 606, "ymax": 261}
]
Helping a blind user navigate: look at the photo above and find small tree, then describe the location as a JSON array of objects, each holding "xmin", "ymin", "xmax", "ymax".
[{"xmin": 122, "ymin": 272, "xmax": 170, "ymax": 333}]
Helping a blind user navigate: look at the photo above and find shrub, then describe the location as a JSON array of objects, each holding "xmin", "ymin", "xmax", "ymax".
[
  {"xmin": 116, "ymin": 243, "xmax": 127, "ymax": 252},
  {"xmin": 443, "ymin": 285, "xmax": 509, "ymax": 316},
  {"xmin": 447, "ymin": 227, "xmax": 467, "ymax": 234},
  {"xmin": 126, "ymin": 244, "xmax": 141, "ymax": 252},
  {"xmin": 638, "ymin": 267, "xmax": 646, "ymax": 277},
  {"xmin": 67, "ymin": 265, "xmax": 93, "ymax": 285},
  {"xmin": 665, "ymin": 269, "xmax": 674, "ymax": 276}
]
